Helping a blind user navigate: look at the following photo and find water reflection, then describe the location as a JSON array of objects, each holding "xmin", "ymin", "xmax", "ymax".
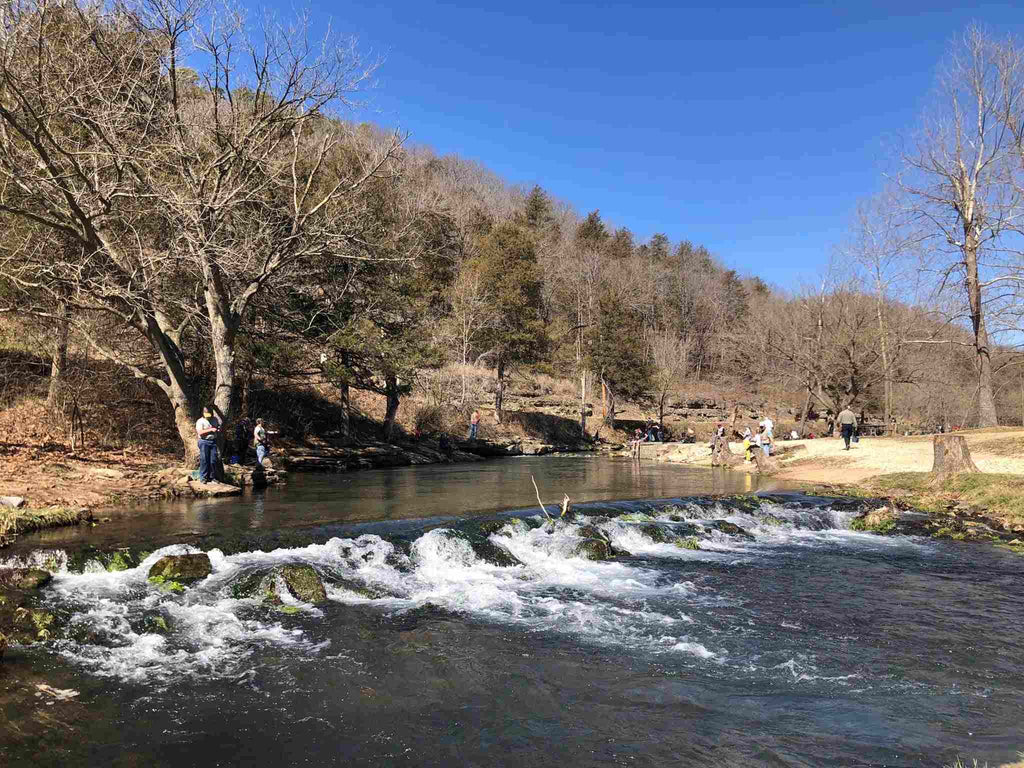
[{"xmin": 9, "ymin": 457, "xmax": 794, "ymax": 554}]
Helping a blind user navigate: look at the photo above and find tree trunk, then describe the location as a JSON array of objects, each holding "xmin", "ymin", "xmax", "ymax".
[
  {"xmin": 931, "ymin": 435, "xmax": 980, "ymax": 479},
  {"xmin": 339, "ymin": 382, "xmax": 351, "ymax": 439},
  {"xmin": 602, "ymin": 376, "xmax": 616, "ymax": 429},
  {"xmin": 798, "ymin": 386, "xmax": 812, "ymax": 437},
  {"xmin": 47, "ymin": 298, "xmax": 71, "ymax": 408},
  {"xmin": 495, "ymin": 356, "xmax": 505, "ymax": 424},
  {"xmin": 383, "ymin": 376, "xmax": 400, "ymax": 442},
  {"xmin": 750, "ymin": 446, "xmax": 779, "ymax": 474},
  {"xmin": 579, "ymin": 369, "xmax": 587, "ymax": 438},
  {"xmin": 965, "ymin": 232, "xmax": 998, "ymax": 427},
  {"xmin": 173, "ymin": 393, "xmax": 199, "ymax": 467},
  {"xmin": 711, "ymin": 435, "xmax": 742, "ymax": 467}
]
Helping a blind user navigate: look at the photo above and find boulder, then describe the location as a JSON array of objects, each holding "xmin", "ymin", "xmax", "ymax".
[
  {"xmin": 0, "ymin": 568, "xmax": 53, "ymax": 591},
  {"xmin": 148, "ymin": 554, "xmax": 212, "ymax": 585},
  {"xmin": 441, "ymin": 530, "xmax": 522, "ymax": 567},
  {"xmin": 0, "ymin": 496, "xmax": 26, "ymax": 509},
  {"xmin": 234, "ymin": 565, "xmax": 328, "ymax": 604},
  {"xmin": 573, "ymin": 538, "xmax": 613, "ymax": 561}
]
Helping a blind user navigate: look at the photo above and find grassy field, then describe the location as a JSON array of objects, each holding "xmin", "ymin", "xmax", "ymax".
[{"xmin": 862, "ymin": 472, "xmax": 1024, "ymax": 531}]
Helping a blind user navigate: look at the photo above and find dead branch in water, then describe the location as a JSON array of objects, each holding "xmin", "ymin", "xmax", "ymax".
[{"xmin": 531, "ymin": 474, "xmax": 553, "ymax": 520}]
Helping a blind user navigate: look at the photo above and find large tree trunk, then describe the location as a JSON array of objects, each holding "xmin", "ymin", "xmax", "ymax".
[
  {"xmin": 931, "ymin": 434, "xmax": 980, "ymax": 480},
  {"xmin": 495, "ymin": 356, "xmax": 505, "ymax": 424},
  {"xmin": 711, "ymin": 435, "xmax": 742, "ymax": 467},
  {"xmin": 172, "ymin": 390, "xmax": 199, "ymax": 467},
  {"xmin": 579, "ymin": 368, "xmax": 587, "ymax": 438},
  {"xmin": 965, "ymin": 231, "xmax": 998, "ymax": 427},
  {"xmin": 751, "ymin": 446, "xmax": 779, "ymax": 474},
  {"xmin": 47, "ymin": 298, "xmax": 71, "ymax": 408},
  {"xmin": 383, "ymin": 375, "xmax": 400, "ymax": 442}
]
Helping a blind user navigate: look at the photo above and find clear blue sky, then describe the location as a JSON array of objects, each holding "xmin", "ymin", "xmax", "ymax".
[{"xmin": 268, "ymin": 1, "xmax": 1024, "ymax": 286}]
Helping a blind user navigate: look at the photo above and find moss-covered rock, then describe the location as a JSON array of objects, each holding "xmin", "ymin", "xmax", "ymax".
[
  {"xmin": 0, "ymin": 568, "xmax": 53, "ymax": 591},
  {"xmin": 278, "ymin": 565, "xmax": 328, "ymax": 603},
  {"xmin": 637, "ymin": 523, "xmax": 674, "ymax": 544},
  {"xmin": 675, "ymin": 536, "xmax": 701, "ymax": 551},
  {"xmin": 233, "ymin": 565, "xmax": 328, "ymax": 604},
  {"xmin": 440, "ymin": 530, "xmax": 522, "ymax": 567},
  {"xmin": 707, "ymin": 520, "xmax": 754, "ymax": 539},
  {"xmin": 148, "ymin": 554, "xmax": 211, "ymax": 585},
  {"xmin": 573, "ymin": 538, "xmax": 613, "ymax": 561},
  {"xmin": 851, "ymin": 506, "xmax": 898, "ymax": 535}
]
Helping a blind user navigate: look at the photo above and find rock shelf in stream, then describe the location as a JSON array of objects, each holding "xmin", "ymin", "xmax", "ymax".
[{"xmin": 0, "ymin": 567, "xmax": 57, "ymax": 660}]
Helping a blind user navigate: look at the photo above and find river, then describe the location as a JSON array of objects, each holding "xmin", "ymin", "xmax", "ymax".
[{"xmin": 2, "ymin": 457, "xmax": 1022, "ymax": 767}]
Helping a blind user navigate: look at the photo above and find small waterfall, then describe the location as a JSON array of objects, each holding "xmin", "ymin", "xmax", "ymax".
[{"xmin": 10, "ymin": 494, "xmax": 892, "ymax": 684}]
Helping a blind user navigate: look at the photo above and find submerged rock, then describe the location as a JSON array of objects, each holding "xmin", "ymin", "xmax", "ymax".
[
  {"xmin": 637, "ymin": 523, "xmax": 674, "ymax": 544},
  {"xmin": 707, "ymin": 520, "xmax": 754, "ymax": 539},
  {"xmin": 148, "ymin": 554, "xmax": 212, "ymax": 585},
  {"xmin": 573, "ymin": 538, "xmax": 613, "ymax": 561},
  {"xmin": 440, "ymin": 530, "xmax": 523, "ymax": 567},
  {"xmin": 0, "ymin": 568, "xmax": 53, "ymax": 591}
]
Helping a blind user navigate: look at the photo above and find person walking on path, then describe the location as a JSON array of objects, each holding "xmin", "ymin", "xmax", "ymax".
[
  {"xmin": 837, "ymin": 406, "xmax": 858, "ymax": 450},
  {"xmin": 254, "ymin": 418, "xmax": 269, "ymax": 466},
  {"xmin": 468, "ymin": 409, "xmax": 480, "ymax": 440},
  {"xmin": 195, "ymin": 407, "xmax": 221, "ymax": 484}
]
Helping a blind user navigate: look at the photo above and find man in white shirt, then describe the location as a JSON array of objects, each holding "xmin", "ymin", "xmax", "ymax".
[
  {"xmin": 195, "ymin": 407, "xmax": 221, "ymax": 483},
  {"xmin": 759, "ymin": 416, "xmax": 774, "ymax": 442},
  {"xmin": 254, "ymin": 418, "xmax": 269, "ymax": 466}
]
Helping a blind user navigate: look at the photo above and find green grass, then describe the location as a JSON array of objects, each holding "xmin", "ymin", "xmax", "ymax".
[
  {"xmin": 0, "ymin": 505, "xmax": 90, "ymax": 548},
  {"xmin": 865, "ymin": 472, "xmax": 1024, "ymax": 529}
]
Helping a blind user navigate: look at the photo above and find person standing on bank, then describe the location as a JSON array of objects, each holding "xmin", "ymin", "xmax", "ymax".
[
  {"xmin": 195, "ymin": 407, "xmax": 221, "ymax": 484},
  {"xmin": 837, "ymin": 406, "xmax": 858, "ymax": 450},
  {"xmin": 254, "ymin": 418, "xmax": 269, "ymax": 465},
  {"xmin": 468, "ymin": 409, "xmax": 480, "ymax": 440}
]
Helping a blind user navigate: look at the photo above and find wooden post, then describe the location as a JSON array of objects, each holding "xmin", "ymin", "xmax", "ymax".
[{"xmin": 931, "ymin": 435, "xmax": 980, "ymax": 479}]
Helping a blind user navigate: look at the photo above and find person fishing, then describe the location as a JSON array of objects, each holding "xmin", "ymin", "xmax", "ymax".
[
  {"xmin": 195, "ymin": 406, "xmax": 221, "ymax": 484},
  {"xmin": 254, "ymin": 418, "xmax": 270, "ymax": 465},
  {"xmin": 837, "ymin": 405, "xmax": 858, "ymax": 450}
]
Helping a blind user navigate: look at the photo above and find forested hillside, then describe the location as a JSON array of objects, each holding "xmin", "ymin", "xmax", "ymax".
[{"xmin": 1, "ymin": 2, "xmax": 1023, "ymax": 461}]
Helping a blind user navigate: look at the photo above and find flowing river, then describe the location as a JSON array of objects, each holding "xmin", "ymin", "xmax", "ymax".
[{"xmin": 2, "ymin": 457, "xmax": 1022, "ymax": 767}]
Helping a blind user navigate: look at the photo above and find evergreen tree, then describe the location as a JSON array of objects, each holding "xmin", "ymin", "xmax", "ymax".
[{"xmin": 471, "ymin": 223, "xmax": 548, "ymax": 422}]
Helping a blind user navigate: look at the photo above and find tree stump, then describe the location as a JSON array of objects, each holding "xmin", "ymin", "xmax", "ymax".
[
  {"xmin": 931, "ymin": 435, "xmax": 979, "ymax": 479},
  {"xmin": 711, "ymin": 436, "xmax": 742, "ymax": 468},
  {"xmin": 750, "ymin": 446, "xmax": 779, "ymax": 474}
]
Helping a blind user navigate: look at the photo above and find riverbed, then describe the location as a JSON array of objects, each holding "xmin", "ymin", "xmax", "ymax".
[{"xmin": 2, "ymin": 457, "xmax": 1022, "ymax": 767}]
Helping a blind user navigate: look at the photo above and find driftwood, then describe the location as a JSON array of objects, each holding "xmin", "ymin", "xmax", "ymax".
[
  {"xmin": 931, "ymin": 435, "xmax": 979, "ymax": 480},
  {"xmin": 711, "ymin": 436, "xmax": 742, "ymax": 467}
]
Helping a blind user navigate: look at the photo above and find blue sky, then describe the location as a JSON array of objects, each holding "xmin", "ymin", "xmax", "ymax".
[{"xmin": 264, "ymin": 1, "xmax": 1024, "ymax": 286}]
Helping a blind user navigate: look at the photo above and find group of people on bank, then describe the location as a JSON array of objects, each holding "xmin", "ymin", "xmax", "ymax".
[{"xmin": 194, "ymin": 408, "xmax": 273, "ymax": 484}]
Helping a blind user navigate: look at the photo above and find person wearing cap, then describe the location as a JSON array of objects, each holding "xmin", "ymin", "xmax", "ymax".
[{"xmin": 195, "ymin": 406, "xmax": 221, "ymax": 483}]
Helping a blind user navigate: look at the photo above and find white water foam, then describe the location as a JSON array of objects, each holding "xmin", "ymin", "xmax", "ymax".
[{"xmin": 35, "ymin": 500, "xmax": 923, "ymax": 685}]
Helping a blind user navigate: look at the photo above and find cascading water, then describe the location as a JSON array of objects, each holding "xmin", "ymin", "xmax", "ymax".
[{"xmin": 3, "ymin": 468, "xmax": 1022, "ymax": 768}]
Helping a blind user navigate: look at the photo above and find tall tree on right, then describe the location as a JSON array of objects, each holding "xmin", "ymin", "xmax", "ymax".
[{"xmin": 899, "ymin": 25, "xmax": 1024, "ymax": 427}]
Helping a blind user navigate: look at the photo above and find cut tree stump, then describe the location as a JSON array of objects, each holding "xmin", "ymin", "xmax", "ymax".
[
  {"xmin": 711, "ymin": 436, "xmax": 742, "ymax": 468},
  {"xmin": 750, "ymin": 446, "xmax": 780, "ymax": 474},
  {"xmin": 931, "ymin": 435, "xmax": 980, "ymax": 479}
]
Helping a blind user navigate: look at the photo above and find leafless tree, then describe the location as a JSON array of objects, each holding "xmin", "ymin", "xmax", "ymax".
[
  {"xmin": 898, "ymin": 24, "xmax": 1024, "ymax": 426},
  {"xmin": 0, "ymin": 0, "xmax": 400, "ymax": 459}
]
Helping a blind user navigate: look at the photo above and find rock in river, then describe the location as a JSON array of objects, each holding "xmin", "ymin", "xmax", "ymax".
[
  {"xmin": 234, "ymin": 565, "xmax": 329, "ymax": 605},
  {"xmin": 0, "ymin": 568, "xmax": 53, "ymax": 591},
  {"xmin": 148, "ymin": 554, "xmax": 212, "ymax": 585},
  {"xmin": 573, "ymin": 538, "xmax": 613, "ymax": 561}
]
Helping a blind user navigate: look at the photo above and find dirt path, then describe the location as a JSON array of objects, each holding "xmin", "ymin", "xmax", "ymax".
[{"xmin": 653, "ymin": 428, "xmax": 1024, "ymax": 484}]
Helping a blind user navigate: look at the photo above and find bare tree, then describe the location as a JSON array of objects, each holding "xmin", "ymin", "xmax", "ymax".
[
  {"xmin": 898, "ymin": 25, "xmax": 1024, "ymax": 426},
  {"xmin": 0, "ymin": 0, "xmax": 398, "ymax": 459},
  {"xmin": 650, "ymin": 331, "xmax": 691, "ymax": 427}
]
